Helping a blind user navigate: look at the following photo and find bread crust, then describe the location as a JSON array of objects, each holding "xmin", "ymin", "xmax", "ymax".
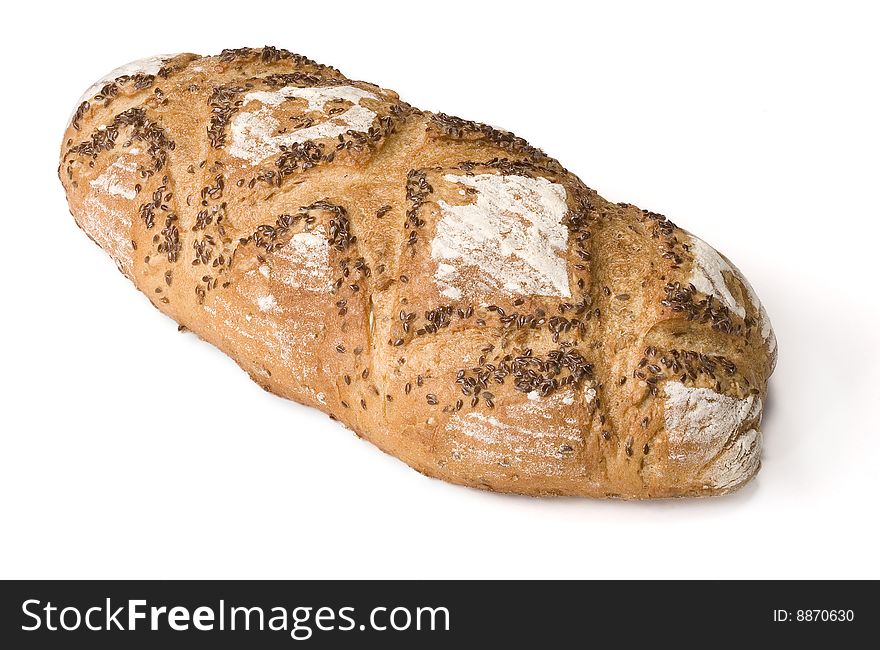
[{"xmin": 59, "ymin": 47, "xmax": 776, "ymax": 498}]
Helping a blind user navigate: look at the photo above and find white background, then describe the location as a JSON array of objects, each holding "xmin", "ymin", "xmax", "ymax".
[{"xmin": 1, "ymin": 1, "xmax": 878, "ymax": 579}]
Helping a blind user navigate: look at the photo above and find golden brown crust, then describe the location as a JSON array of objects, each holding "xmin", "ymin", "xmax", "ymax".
[{"xmin": 60, "ymin": 46, "xmax": 776, "ymax": 498}]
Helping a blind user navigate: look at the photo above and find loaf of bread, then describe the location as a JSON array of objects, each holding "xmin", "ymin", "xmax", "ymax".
[{"xmin": 59, "ymin": 47, "xmax": 776, "ymax": 498}]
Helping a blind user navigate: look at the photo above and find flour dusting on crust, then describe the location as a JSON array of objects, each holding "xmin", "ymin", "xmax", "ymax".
[
  {"xmin": 431, "ymin": 174, "xmax": 571, "ymax": 299},
  {"xmin": 664, "ymin": 381, "xmax": 763, "ymax": 487},
  {"xmin": 272, "ymin": 227, "xmax": 332, "ymax": 293},
  {"xmin": 257, "ymin": 295, "xmax": 279, "ymax": 312},
  {"xmin": 735, "ymin": 265, "xmax": 776, "ymax": 355},
  {"xmin": 228, "ymin": 85, "xmax": 379, "ymax": 165},
  {"xmin": 515, "ymin": 389, "xmax": 577, "ymax": 416},
  {"xmin": 447, "ymin": 410, "xmax": 581, "ymax": 475},
  {"xmin": 89, "ymin": 157, "xmax": 138, "ymax": 200},
  {"xmin": 444, "ymin": 387, "xmax": 582, "ymax": 478},
  {"xmin": 688, "ymin": 234, "xmax": 775, "ymax": 352},
  {"xmin": 74, "ymin": 54, "xmax": 178, "ymax": 115},
  {"xmin": 688, "ymin": 235, "xmax": 746, "ymax": 318},
  {"xmin": 434, "ymin": 262, "xmax": 461, "ymax": 300},
  {"xmin": 80, "ymin": 196, "xmax": 133, "ymax": 275},
  {"xmin": 705, "ymin": 428, "xmax": 762, "ymax": 490},
  {"xmin": 455, "ymin": 412, "xmax": 580, "ymax": 444}
]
